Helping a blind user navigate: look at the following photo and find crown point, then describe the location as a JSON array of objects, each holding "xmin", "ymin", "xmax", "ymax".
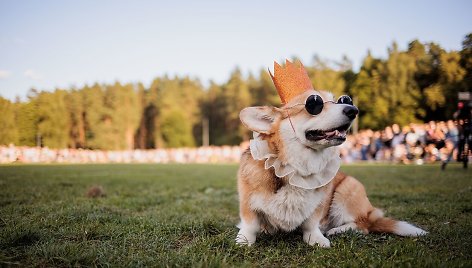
[
  {"xmin": 273, "ymin": 61, "xmax": 282, "ymax": 73},
  {"xmin": 269, "ymin": 59, "xmax": 313, "ymax": 104}
]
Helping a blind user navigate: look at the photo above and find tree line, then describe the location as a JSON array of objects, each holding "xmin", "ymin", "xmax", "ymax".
[{"xmin": 0, "ymin": 34, "xmax": 471, "ymax": 150}]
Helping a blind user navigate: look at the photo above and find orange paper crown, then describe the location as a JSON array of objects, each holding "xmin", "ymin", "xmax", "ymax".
[{"xmin": 269, "ymin": 60, "xmax": 313, "ymax": 104}]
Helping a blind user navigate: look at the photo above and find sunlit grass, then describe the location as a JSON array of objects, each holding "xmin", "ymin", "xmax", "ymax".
[{"xmin": 0, "ymin": 163, "xmax": 471, "ymax": 267}]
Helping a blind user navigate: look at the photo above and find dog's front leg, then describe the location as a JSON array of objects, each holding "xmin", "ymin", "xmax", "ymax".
[
  {"xmin": 301, "ymin": 207, "xmax": 330, "ymax": 248},
  {"xmin": 236, "ymin": 198, "xmax": 260, "ymax": 246}
]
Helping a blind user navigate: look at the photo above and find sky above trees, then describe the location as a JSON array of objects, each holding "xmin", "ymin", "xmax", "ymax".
[{"xmin": 0, "ymin": 0, "xmax": 471, "ymax": 101}]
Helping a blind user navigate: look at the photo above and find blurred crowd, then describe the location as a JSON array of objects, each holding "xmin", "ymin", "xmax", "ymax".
[
  {"xmin": 0, "ymin": 120, "xmax": 467, "ymax": 165},
  {"xmin": 339, "ymin": 120, "xmax": 460, "ymax": 164},
  {"xmin": 0, "ymin": 146, "xmax": 242, "ymax": 164}
]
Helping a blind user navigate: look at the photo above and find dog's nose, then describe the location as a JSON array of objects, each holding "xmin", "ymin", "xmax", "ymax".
[{"xmin": 343, "ymin": 106, "xmax": 359, "ymax": 120}]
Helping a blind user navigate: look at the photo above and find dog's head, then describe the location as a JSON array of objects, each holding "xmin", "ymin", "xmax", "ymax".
[{"xmin": 240, "ymin": 89, "xmax": 358, "ymax": 151}]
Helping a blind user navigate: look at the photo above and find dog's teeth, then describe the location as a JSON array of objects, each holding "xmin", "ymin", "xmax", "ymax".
[{"xmin": 325, "ymin": 130, "xmax": 335, "ymax": 136}]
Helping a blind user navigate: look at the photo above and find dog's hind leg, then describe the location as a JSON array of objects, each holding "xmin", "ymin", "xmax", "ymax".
[{"xmin": 326, "ymin": 222, "xmax": 360, "ymax": 236}]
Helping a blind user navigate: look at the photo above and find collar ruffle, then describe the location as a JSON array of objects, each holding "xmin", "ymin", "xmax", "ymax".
[{"xmin": 249, "ymin": 133, "xmax": 341, "ymax": 189}]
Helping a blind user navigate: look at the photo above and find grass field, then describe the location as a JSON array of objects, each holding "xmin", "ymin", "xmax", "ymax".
[{"xmin": 0, "ymin": 163, "xmax": 471, "ymax": 267}]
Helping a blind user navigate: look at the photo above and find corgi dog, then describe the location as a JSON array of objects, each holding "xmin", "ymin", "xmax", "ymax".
[{"xmin": 235, "ymin": 60, "xmax": 427, "ymax": 247}]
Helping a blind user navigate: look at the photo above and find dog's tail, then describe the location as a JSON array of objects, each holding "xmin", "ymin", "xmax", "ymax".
[{"xmin": 366, "ymin": 208, "xmax": 428, "ymax": 237}]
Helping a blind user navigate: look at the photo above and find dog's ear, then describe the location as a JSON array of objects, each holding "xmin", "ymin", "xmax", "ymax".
[{"xmin": 240, "ymin": 106, "xmax": 282, "ymax": 134}]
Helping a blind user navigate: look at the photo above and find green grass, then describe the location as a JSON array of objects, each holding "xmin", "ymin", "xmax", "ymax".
[{"xmin": 0, "ymin": 163, "xmax": 471, "ymax": 267}]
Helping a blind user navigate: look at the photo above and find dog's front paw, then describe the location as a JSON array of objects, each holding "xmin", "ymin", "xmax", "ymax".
[
  {"xmin": 303, "ymin": 231, "xmax": 331, "ymax": 248},
  {"xmin": 235, "ymin": 230, "xmax": 256, "ymax": 246}
]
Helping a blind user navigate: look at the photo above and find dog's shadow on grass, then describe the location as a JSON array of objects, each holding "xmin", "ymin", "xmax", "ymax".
[{"xmin": 227, "ymin": 227, "xmax": 417, "ymax": 251}]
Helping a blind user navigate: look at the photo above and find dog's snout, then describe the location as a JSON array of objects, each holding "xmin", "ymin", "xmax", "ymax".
[{"xmin": 343, "ymin": 106, "xmax": 359, "ymax": 120}]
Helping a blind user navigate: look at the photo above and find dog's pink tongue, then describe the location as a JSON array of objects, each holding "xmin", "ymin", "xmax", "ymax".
[{"xmin": 325, "ymin": 130, "xmax": 337, "ymax": 137}]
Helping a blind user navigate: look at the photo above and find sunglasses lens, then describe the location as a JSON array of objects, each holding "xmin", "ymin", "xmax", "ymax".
[
  {"xmin": 305, "ymin": 95, "xmax": 324, "ymax": 115},
  {"xmin": 337, "ymin": 95, "xmax": 353, "ymax": 105}
]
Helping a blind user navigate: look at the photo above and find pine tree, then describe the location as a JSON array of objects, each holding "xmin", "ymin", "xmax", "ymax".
[
  {"xmin": 66, "ymin": 89, "xmax": 86, "ymax": 148},
  {"xmin": 351, "ymin": 52, "xmax": 389, "ymax": 129},
  {"xmin": 0, "ymin": 97, "xmax": 19, "ymax": 145},
  {"xmin": 460, "ymin": 33, "xmax": 472, "ymax": 91},
  {"xmin": 97, "ymin": 82, "xmax": 141, "ymax": 150},
  {"xmin": 221, "ymin": 68, "xmax": 251, "ymax": 144},
  {"xmin": 16, "ymin": 97, "xmax": 38, "ymax": 146},
  {"xmin": 151, "ymin": 76, "xmax": 203, "ymax": 148},
  {"xmin": 201, "ymin": 82, "xmax": 226, "ymax": 145},
  {"xmin": 384, "ymin": 42, "xmax": 422, "ymax": 125},
  {"xmin": 248, "ymin": 69, "xmax": 279, "ymax": 106},
  {"xmin": 36, "ymin": 90, "xmax": 70, "ymax": 148},
  {"xmin": 82, "ymin": 84, "xmax": 105, "ymax": 149},
  {"xmin": 135, "ymin": 83, "xmax": 153, "ymax": 149}
]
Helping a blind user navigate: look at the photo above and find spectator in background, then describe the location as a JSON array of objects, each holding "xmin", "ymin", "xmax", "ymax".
[
  {"xmin": 440, "ymin": 139, "xmax": 455, "ymax": 170},
  {"xmin": 359, "ymin": 130, "xmax": 371, "ymax": 161},
  {"xmin": 390, "ymin": 124, "xmax": 404, "ymax": 158},
  {"xmin": 370, "ymin": 131, "xmax": 383, "ymax": 160},
  {"xmin": 446, "ymin": 120, "xmax": 459, "ymax": 147}
]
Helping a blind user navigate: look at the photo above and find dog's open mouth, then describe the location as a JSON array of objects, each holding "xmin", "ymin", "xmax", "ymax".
[{"xmin": 305, "ymin": 123, "xmax": 350, "ymax": 141}]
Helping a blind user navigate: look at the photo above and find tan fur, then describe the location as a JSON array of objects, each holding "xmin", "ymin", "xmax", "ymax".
[
  {"xmin": 238, "ymin": 154, "xmax": 381, "ymax": 233},
  {"xmin": 318, "ymin": 172, "xmax": 347, "ymax": 228}
]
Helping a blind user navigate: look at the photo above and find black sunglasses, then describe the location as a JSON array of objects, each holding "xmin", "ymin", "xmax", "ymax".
[{"xmin": 304, "ymin": 95, "xmax": 354, "ymax": 115}]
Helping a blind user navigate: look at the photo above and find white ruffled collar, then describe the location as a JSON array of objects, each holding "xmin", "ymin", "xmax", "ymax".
[{"xmin": 249, "ymin": 133, "xmax": 341, "ymax": 190}]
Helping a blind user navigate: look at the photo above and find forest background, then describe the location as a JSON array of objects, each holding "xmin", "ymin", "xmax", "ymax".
[{"xmin": 0, "ymin": 34, "xmax": 471, "ymax": 150}]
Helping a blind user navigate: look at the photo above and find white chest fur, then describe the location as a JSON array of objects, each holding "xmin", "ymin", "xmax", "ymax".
[{"xmin": 249, "ymin": 185, "xmax": 325, "ymax": 231}]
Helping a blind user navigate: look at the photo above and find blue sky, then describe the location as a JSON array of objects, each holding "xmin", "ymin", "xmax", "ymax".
[{"xmin": 0, "ymin": 0, "xmax": 471, "ymax": 101}]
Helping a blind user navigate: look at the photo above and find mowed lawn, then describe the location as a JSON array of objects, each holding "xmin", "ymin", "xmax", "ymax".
[{"xmin": 0, "ymin": 164, "xmax": 471, "ymax": 267}]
